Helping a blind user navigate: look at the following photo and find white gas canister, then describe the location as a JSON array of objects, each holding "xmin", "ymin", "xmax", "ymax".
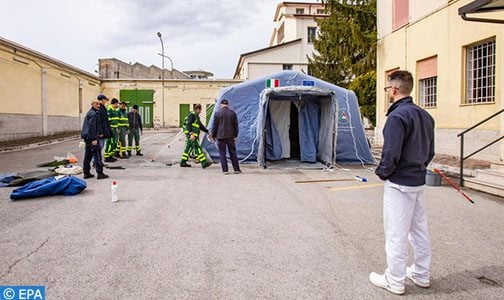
[{"xmin": 111, "ymin": 181, "xmax": 119, "ymax": 202}]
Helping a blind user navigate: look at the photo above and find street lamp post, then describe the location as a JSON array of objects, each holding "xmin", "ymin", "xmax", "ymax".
[
  {"xmin": 157, "ymin": 32, "xmax": 165, "ymax": 127},
  {"xmin": 157, "ymin": 53, "xmax": 174, "ymax": 78}
]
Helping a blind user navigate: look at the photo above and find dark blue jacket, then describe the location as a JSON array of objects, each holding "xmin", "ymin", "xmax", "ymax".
[
  {"xmin": 81, "ymin": 107, "xmax": 101, "ymax": 142},
  {"xmin": 375, "ymin": 97, "xmax": 435, "ymax": 186},
  {"xmin": 211, "ymin": 107, "xmax": 239, "ymax": 140},
  {"xmin": 99, "ymin": 104, "xmax": 112, "ymax": 138}
]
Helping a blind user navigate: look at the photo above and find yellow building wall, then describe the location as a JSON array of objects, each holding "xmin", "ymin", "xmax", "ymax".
[
  {"xmin": 376, "ymin": 0, "xmax": 504, "ymax": 161},
  {"xmin": 0, "ymin": 44, "xmax": 42, "ymax": 115},
  {"xmin": 0, "ymin": 39, "xmax": 100, "ymax": 141},
  {"xmin": 82, "ymin": 81, "xmax": 100, "ymax": 110},
  {"xmin": 46, "ymin": 68, "xmax": 80, "ymax": 117},
  {"xmin": 100, "ymin": 79, "xmax": 241, "ymax": 127}
]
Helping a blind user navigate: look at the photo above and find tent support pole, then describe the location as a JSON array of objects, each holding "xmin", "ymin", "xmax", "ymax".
[{"xmin": 332, "ymin": 94, "xmax": 338, "ymax": 167}]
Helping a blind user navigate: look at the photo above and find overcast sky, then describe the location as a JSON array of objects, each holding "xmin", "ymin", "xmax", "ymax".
[{"xmin": 0, "ymin": 0, "xmax": 319, "ymax": 78}]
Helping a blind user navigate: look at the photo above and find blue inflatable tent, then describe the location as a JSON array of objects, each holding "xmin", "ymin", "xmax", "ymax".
[{"xmin": 202, "ymin": 71, "xmax": 375, "ymax": 167}]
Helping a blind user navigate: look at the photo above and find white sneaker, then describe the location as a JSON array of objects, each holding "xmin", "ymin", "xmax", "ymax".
[
  {"xmin": 406, "ymin": 266, "xmax": 431, "ymax": 288},
  {"xmin": 369, "ymin": 272, "xmax": 405, "ymax": 295}
]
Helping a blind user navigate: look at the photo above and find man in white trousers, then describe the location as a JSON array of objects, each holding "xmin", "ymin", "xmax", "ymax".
[{"xmin": 370, "ymin": 70, "xmax": 435, "ymax": 295}]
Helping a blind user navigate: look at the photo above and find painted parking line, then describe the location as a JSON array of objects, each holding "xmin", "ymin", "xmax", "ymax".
[{"xmin": 327, "ymin": 183, "xmax": 384, "ymax": 192}]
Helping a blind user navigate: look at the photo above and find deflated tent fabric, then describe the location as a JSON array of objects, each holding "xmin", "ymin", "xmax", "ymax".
[
  {"xmin": 0, "ymin": 170, "xmax": 55, "ymax": 187},
  {"xmin": 10, "ymin": 176, "xmax": 87, "ymax": 200},
  {"xmin": 202, "ymin": 70, "xmax": 374, "ymax": 166}
]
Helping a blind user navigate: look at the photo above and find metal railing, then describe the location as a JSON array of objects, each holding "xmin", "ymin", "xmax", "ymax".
[{"xmin": 457, "ymin": 108, "xmax": 504, "ymax": 186}]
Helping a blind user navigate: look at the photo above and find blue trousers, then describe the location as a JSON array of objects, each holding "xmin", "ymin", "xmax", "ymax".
[
  {"xmin": 93, "ymin": 138, "xmax": 105, "ymax": 164},
  {"xmin": 217, "ymin": 138, "xmax": 240, "ymax": 173},
  {"xmin": 84, "ymin": 141, "xmax": 103, "ymax": 174}
]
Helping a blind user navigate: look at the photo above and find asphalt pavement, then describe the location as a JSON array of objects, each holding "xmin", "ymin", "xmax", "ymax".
[{"xmin": 0, "ymin": 130, "xmax": 503, "ymax": 299}]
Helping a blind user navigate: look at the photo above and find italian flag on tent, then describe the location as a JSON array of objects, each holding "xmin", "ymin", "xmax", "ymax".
[{"xmin": 266, "ymin": 78, "xmax": 279, "ymax": 88}]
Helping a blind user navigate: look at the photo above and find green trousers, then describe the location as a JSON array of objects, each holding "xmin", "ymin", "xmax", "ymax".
[
  {"xmin": 180, "ymin": 137, "xmax": 208, "ymax": 167},
  {"xmin": 104, "ymin": 128, "xmax": 118, "ymax": 158},
  {"xmin": 117, "ymin": 127, "xmax": 128, "ymax": 155},
  {"xmin": 128, "ymin": 128, "xmax": 141, "ymax": 153}
]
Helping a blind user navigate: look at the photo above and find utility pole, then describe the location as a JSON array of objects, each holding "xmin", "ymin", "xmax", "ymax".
[{"xmin": 157, "ymin": 32, "xmax": 165, "ymax": 127}]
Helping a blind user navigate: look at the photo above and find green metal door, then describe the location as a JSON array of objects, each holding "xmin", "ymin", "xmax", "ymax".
[
  {"xmin": 119, "ymin": 90, "xmax": 154, "ymax": 128},
  {"xmin": 179, "ymin": 104, "xmax": 190, "ymax": 128}
]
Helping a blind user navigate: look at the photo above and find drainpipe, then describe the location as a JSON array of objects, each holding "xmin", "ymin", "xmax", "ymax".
[
  {"xmin": 79, "ymin": 80, "xmax": 84, "ymax": 128},
  {"xmin": 41, "ymin": 67, "xmax": 48, "ymax": 136}
]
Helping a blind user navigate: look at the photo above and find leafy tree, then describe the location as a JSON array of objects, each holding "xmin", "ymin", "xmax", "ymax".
[
  {"xmin": 309, "ymin": 0, "xmax": 377, "ymax": 126},
  {"xmin": 349, "ymin": 71, "xmax": 376, "ymax": 126}
]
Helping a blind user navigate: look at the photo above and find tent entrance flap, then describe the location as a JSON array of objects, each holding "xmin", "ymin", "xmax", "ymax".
[{"xmin": 258, "ymin": 87, "xmax": 337, "ymax": 168}]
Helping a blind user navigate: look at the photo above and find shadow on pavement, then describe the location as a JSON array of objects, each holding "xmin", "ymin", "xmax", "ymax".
[{"xmin": 413, "ymin": 265, "xmax": 504, "ymax": 296}]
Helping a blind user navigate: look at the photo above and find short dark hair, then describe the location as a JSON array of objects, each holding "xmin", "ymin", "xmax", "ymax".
[
  {"xmin": 194, "ymin": 104, "xmax": 202, "ymax": 110},
  {"xmin": 388, "ymin": 70, "xmax": 414, "ymax": 95},
  {"xmin": 111, "ymin": 98, "xmax": 119, "ymax": 104}
]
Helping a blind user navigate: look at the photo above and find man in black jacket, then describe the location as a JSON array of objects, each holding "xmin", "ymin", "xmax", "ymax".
[
  {"xmin": 127, "ymin": 104, "xmax": 143, "ymax": 156},
  {"xmin": 370, "ymin": 70, "xmax": 435, "ymax": 295},
  {"xmin": 210, "ymin": 99, "xmax": 241, "ymax": 174},
  {"xmin": 96, "ymin": 94, "xmax": 112, "ymax": 166},
  {"xmin": 81, "ymin": 100, "xmax": 109, "ymax": 179}
]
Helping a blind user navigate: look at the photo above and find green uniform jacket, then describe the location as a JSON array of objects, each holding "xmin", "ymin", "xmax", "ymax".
[
  {"xmin": 184, "ymin": 112, "xmax": 208, "ymax": 138},
  {"xmin": 118, "ymin": 109, "xmax": 129, "ymax": 129},
  {"xmin": 108, "ymin": 106, "xmax": 120, "ymax": 129}
]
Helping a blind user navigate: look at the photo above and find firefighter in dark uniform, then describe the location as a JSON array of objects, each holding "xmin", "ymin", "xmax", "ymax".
[{"xmin": 180, "ymin": 104, "xmax": 212, "ymax": 168}]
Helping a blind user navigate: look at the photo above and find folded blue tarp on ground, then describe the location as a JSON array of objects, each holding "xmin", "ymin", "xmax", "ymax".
[
  {"xmin": 0, "ymin": 173, "xmax": 16, "ymax": 187},
  {"xmin": 10, "ymin": 176, "xmax": 87, "ymax": 200}
]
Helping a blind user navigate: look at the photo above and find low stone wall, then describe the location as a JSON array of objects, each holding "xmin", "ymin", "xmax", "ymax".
[
  {"xmin": 0, "ymin": 113, "xmax": 80, "ymax": 142},
  {"xmin": 47, "ymin": 115, "xmax": 81, "ymax": 136}
]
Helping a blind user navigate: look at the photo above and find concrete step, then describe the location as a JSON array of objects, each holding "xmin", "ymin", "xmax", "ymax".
[
  {"xmin": 491, "ymin": 162, "xmax": 504, "ymax": 172},
  {"xmin": 464, "ymin": 178, "xmax": 504, "ymax": 197},
  {"xmin": 474, "ymin": 169, "xmax": 504, "ymax": 182}
]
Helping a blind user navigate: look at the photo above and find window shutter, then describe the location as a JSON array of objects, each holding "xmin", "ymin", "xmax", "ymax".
[{"xmin": 417, "ymin": 56, "xmax": 437, "ymax": 79}]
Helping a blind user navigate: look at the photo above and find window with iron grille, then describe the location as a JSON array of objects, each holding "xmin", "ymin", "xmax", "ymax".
[
  {"xmin": 419, "ymin": 77, "xmax": 437, "ymax": 108},
  {"xmin": 307, "ymin": 27, "xmax": 317, "ymax": 43},
  {"xmin": 465, "ymin": 38, "xmax": 496, "ymax": 104},
  {"xmin": 296, "ymin": 8, "xmax": 305, "ymax": 14}
]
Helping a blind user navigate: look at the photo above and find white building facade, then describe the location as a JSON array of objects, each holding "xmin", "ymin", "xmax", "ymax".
[{"xmin": 234, "ymin": 2, "xmax": 327, "ymax": 80}]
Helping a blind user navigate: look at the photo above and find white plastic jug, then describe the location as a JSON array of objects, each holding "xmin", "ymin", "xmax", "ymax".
[{"xmin": 111, "ymin": 181, "xmax": 119, "ymax": 202}]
